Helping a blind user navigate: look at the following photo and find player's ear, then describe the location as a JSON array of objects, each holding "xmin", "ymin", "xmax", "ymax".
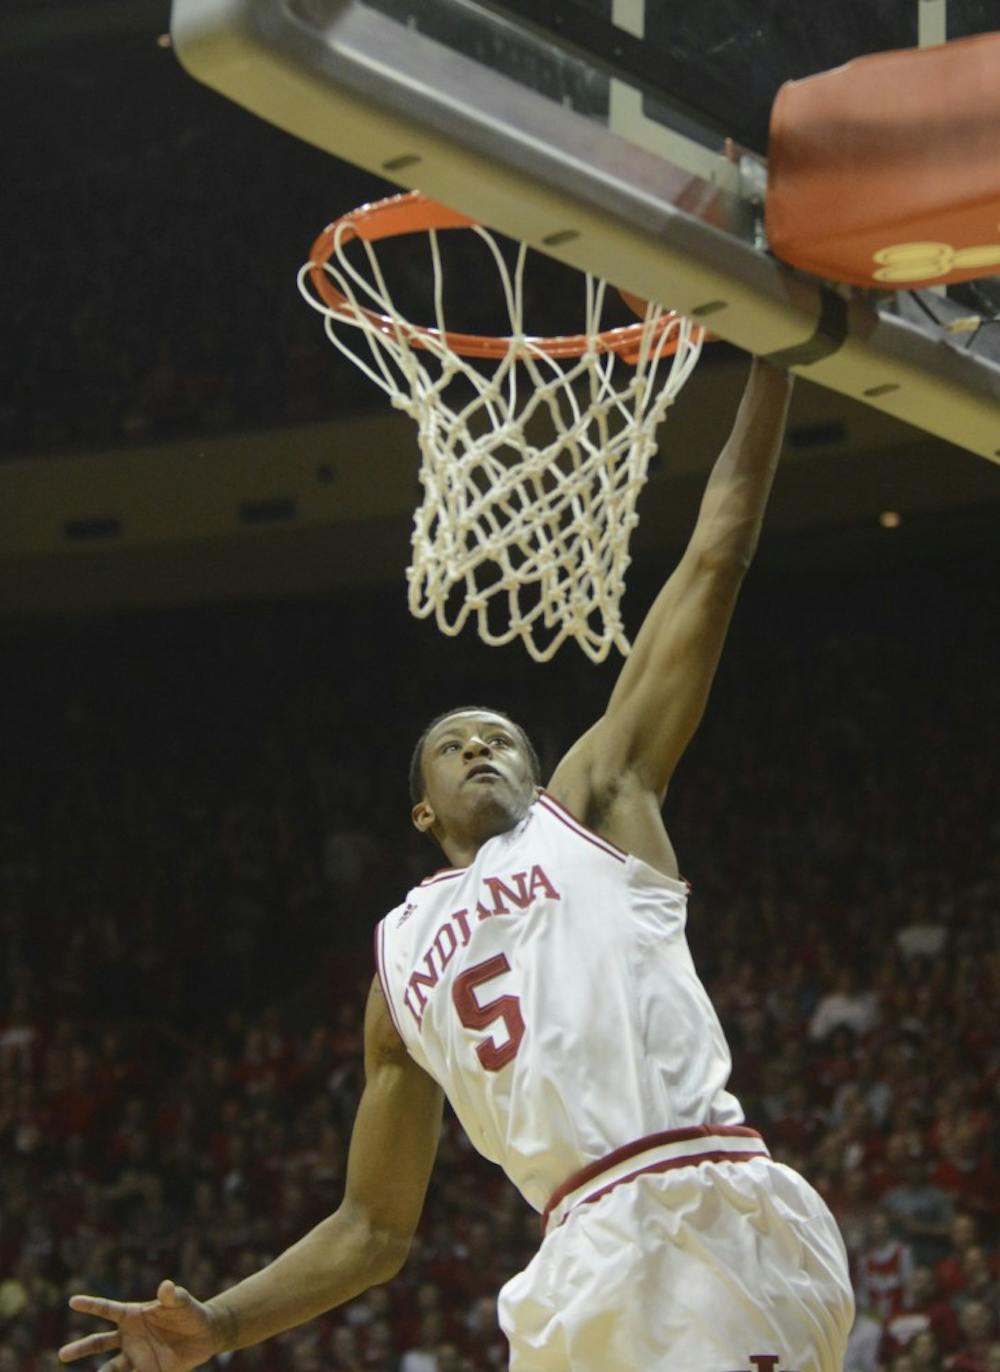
[{"xmin": 411, "ymin": 799, "xmax": 435, "ymax": 833}]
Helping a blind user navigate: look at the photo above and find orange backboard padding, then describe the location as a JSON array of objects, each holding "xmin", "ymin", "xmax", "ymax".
[{"xmin": 765, "ymin": 32, "xmax": 1000, "ymax": 290}]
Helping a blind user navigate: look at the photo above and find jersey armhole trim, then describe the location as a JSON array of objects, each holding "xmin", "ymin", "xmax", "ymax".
[
  {"xmin": 537, "ymin": 790, "xmax": 627, "ymax": 863},
  {"xmin": 374, "ymin": 917, "xmax": 407, "ymax": 1043},
  {"xmin": 540, "ymin": 791, "xmax": 691, "ymax": 895},
  {"xmin": 420, "ymin": 867, "xmax": 465, "ymax": 886}
]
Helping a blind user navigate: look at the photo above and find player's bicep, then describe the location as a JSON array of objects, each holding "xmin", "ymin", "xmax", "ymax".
[
  {"xmin": 555, "ymin": 551, "xmax": 744, "ymax": 800},
  {"xmin": 342, "ymin": 977, "xmax": 444, "ymax": 1251},
  {"xmin": 615, "ymin": 557, "xmax": 742, "ymax": 774}
]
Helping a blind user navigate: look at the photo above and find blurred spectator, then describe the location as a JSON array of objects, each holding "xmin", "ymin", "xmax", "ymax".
[
  {"xmin": 909, "ymin": 1329, "xmax": 946, "ymax": 1371},
  {"xmin": 932, "ymin": 1119, "xmax": 1000, "ymax": 1220},
  {"xmin": 948, "ymin": 1301, "xmax": 999, "ymax": 1371},
  {"xmin": 882, "ymin": 1157, "xmax": 957, "ymax": 1266},
  {"xmin": 884, "ymin": 1267, "xmax": 961, "ymax": 1362},
  {"xmin": 0, "ymin": 992, "xmax": 38, "ymax": 1075},
  {"xmin": 938, "ymin": 1218, "xmax": 988, "ymax": 1297},
  {"xmin": 809, "ymin": 969, "xmax": 880, "ymax": 1043},
  {"xmin": 360, "ymin": 1318, "xmax": 396, "ymax": 1371},
  {"xmin": 435, "ymin": 1345, "xmax": 462, "ymax": 1372},
  {"xmin": 857, "ymin": 1211, "xmax": 915, "ymax": 1321},
  {"xmin": 400, "ymin": 1313, "xmax": 448, "ymax": 1372},
  {"xmin": 328, "ymin": 1324, "xmax": 364, "ymax": 1371},
  {"xmin": 462, "ymin": 1294, "xmax": 508, "ymax": 1367},
  {"xmin": 895, "ymin": 899, "xmax": 947, "ymax": 961},
  {"xmin": 952, "ymin": 1248, "xmax": 1000, "ymax": 1320}
]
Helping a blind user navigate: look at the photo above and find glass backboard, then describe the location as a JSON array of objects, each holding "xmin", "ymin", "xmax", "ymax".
[{"xmin": 170, "ymin": 0, "xmax": 1000, "ymax": 460}]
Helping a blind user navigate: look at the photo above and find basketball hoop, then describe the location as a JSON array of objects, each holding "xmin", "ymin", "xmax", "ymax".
[{"xmin": 298, "ymin": 191, "xmax": 708, "ymax": 662}]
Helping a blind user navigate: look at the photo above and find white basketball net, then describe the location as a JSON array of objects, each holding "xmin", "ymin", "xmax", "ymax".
[{"xmin": 298, "ymin": 215, "xmax": 704, "ymax": 662}]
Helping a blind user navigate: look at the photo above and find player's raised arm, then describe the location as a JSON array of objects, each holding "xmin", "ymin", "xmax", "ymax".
[
  {"xmin": 550, "ymin": 359, "xmax": 792, "ymax": 812},
  {"xmin": 59, "ymin": 978, "xmax": 443, "ymax": 1372}
]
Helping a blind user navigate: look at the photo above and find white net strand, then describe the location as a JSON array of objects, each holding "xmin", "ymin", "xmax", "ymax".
[{"xmin": 297, "ymin": 213, "xmax": 704, "ymax": 662}]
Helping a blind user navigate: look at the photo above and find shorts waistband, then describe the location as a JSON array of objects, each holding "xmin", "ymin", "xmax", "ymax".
[{"xmin": 542, "ymin": 1124, "xmax": 771, "ymax": 1235}]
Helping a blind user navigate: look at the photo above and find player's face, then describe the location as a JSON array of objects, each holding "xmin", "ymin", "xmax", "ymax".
[{"xmin": 413, "ymin": 710, "xmax": 537, "ymax": 851}]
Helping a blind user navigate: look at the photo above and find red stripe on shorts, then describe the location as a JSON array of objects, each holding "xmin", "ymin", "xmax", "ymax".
[{"xmin": 542, "ymin": 1124, "xmax": 769, "ymax": 1233}]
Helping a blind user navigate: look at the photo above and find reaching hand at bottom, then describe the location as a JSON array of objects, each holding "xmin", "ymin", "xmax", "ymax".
[{"xmin": 58, "ymin": 1280, "xmax": 224, "ymax": 1372}]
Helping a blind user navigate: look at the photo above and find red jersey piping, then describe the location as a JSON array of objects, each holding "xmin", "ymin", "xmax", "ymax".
[
  {"xmin": 373, "ymin": 918, "xmax": 406, "ymax": 1042},
  {"xmin": 537, "ymin": 791, "xmax": 627, "ymax": 863}
]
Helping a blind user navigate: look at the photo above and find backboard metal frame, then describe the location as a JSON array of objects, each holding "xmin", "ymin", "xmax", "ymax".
[{"xmin": 171, "ymin": 0, "xmax": 1000, "ymax": 462}]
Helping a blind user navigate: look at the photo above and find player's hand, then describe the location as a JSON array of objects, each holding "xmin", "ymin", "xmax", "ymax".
[{"xmin": 58, "ymin": 1279, "xmax": 224, "ymax": 1372}]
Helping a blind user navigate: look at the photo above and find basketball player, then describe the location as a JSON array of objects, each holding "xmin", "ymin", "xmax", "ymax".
[{"xmin": 59, "ymin": 359, "xmax": 854, "ymax": 1372}]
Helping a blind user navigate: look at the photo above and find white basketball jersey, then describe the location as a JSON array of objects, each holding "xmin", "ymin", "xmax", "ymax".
[{"xmin": 375, "ymin": 793, "xmax": 744, "ymax": 1214}]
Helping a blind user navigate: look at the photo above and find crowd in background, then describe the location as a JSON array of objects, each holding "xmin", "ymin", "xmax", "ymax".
[{"xmin": 0, "ymin": 555, "xmax": 998, "ymax": 1372}]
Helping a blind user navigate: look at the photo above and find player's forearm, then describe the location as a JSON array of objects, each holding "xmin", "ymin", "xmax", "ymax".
[
  {"xmin": 689, "ymin": 358, "xmax": 793, "ymax": 568},
  {"xmin": 205, "ymin": 1204, "xmax": 404, "ymax": 1353}
]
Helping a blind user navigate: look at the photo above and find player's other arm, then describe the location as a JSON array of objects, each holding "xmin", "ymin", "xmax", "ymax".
[
  {"xmin": 552, "ymin": 359, "xmax": 792, "ymax": 805},
  {"xmin": 60, "ymin": 978, "xmax": 443, "ymax": 1370},
  {"xmin": 206, "ymin": 977, "xmax": 443, "ymax": 1350}
]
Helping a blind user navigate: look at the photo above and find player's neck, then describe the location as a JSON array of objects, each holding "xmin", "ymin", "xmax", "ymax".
[
  {"xmin": 436, "ymin": 801, "xmax": 530, "ymax": 868},
  {"xmin": 438, "ymin": 827, "xmax": 499, "ymax": 869}
]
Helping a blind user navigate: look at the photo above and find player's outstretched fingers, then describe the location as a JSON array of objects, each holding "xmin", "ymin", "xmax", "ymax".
[
  {"xmin": 57, "ymin": 1329, "xmax": 122, "ymax": 1363},
  {"xmin": 67, "ymin": 1294, "xmax": 134, "ymax": 1323}
]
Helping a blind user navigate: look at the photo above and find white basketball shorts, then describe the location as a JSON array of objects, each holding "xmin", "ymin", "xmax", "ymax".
[{"xmin": 497, "ymin": 1155, "xmax": 854, "ymax": 1372}]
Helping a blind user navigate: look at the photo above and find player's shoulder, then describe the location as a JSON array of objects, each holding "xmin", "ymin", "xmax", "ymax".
[
  {"xmin": 533, "ymin": 787, "xmax": 629, "ymax": 863},
  {"xmin": 544, "ymin": 762, "xmax": 683, "ymax": 882},
  {"xmin": 379, "ymin": 862, "xmax": 465, "ymax": 942}
]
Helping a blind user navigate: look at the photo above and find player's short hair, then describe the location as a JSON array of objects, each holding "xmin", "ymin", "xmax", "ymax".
[{"xmin": 408, "ymin": 706, "xmax": 542, "ymax": 803}]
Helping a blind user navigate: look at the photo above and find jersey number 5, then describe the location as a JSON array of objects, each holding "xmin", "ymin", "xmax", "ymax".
[{"xmin": 452, "ymin": 954, "xmax": 525, "ymax": 1071}]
